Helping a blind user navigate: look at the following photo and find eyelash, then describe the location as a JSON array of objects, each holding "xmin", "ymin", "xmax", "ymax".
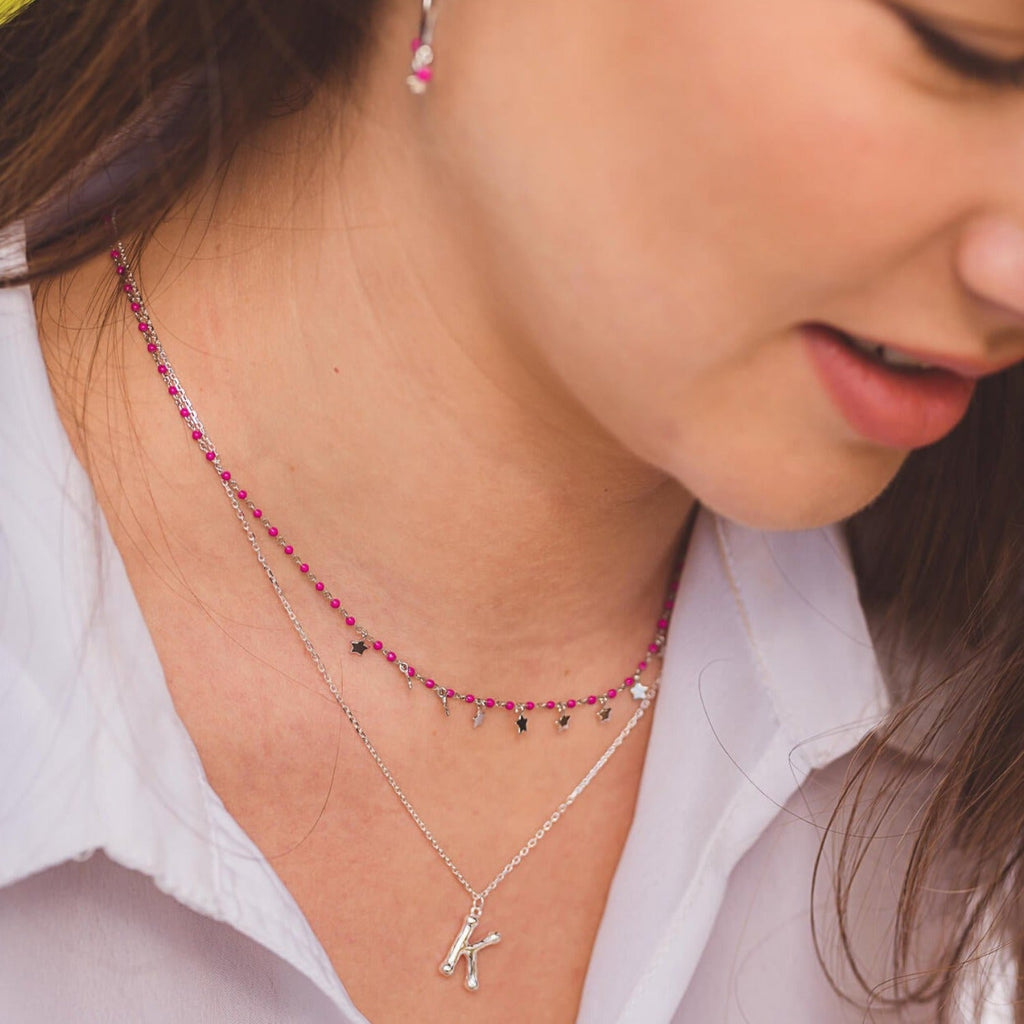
[{"xmin": 893, "ymin": 6, "xmax": 1024, "ymax": 90}]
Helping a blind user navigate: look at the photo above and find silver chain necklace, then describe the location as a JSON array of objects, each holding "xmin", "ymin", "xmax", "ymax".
[
  {"xmin": 225, "ymin": 477, "xmax": 658, "ymax": 990},
  {"xmin": 107, "ymin": 242, "xmax": 668, "ymax": 991}
]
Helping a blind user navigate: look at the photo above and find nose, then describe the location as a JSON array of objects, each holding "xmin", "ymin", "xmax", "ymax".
[{"xmin": 956, "ymin": 215, "xmax": 1024, "ymax": 327}]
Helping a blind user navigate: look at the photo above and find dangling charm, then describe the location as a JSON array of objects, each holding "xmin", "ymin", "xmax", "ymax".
[
  {"xmin": 407, "ymin": 40, "xmax": 434, "ymax": 94},
  {"xmin": 556, "ymin": 703, "xmax": 571, "ymax": 732},
  {"xmin": 406, "ymin": 0, "xmax": 439, "ymax": 95},
  {"xmin": 440, "ymin": 908, "xmax": 501, "ymax": 991}
]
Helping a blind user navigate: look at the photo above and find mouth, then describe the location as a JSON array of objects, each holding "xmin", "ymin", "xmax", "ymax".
[
  {"xmin": 829, "ymin": 329, "xmax": 939, "ymax": 372},
  {"xmin": 800, "ymin": 323, "xmax": 977, "ymax": 450}
]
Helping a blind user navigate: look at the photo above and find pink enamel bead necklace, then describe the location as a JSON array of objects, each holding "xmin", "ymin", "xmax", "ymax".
[{"xmin": 108, "ymin": 243, "xmax": 678, "ymax": 734}]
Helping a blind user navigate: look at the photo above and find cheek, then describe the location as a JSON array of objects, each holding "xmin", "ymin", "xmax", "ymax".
[
  {"xmin": 444, "ymin": 0, "xmax": 947, "ymax": 308},
  {"xmin": 434, "ymin": 0, "xmax": 952, "ymax": 527}
]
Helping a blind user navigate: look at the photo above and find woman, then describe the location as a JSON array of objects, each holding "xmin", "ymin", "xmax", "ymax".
[{"xmin": 1, "ymin": 0, "xmax": 1023, "ymax": 1020}]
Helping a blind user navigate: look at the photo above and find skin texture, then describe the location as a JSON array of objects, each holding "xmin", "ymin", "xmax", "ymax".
[{"xmin": 34, "ymin": 0, "xmax": 1024, "ymax": 1019}]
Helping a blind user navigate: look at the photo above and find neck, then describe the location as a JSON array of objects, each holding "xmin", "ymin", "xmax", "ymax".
[{"xmin": 39, "ymin": 55, "xmax": 694, "ymax": 705}]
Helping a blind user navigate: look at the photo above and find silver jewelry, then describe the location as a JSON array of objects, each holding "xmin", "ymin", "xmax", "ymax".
[
  {"xmin": 224, "ymin": 480, "xmax": 659, "ymax": 991},
  {"xmin": 107, "ymin": 240, "xmax": 664, "ymax": 992},
  {"xmin": 406, "ymin": 0, "xmax": 440, "ymax": 94}
]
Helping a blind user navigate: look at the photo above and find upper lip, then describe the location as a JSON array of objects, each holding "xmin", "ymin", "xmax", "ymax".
[{"xmin": 822, "ymin": 324, "xmax": 1024, "ymax": 380}]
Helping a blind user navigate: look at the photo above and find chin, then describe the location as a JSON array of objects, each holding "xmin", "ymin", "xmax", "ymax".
[{"xmin": 669, "ymin": 442, "xmax": 907, "ymax": 533}]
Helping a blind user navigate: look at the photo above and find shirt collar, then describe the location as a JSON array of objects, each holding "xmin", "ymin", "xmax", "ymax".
[
  {"xmin": 579, "ymin": 511, "xmax": 890, "ymax": 1023},
  {"xmin": 0, "ymin": 222, "xmax": 364, "ymax": 1020},
  {"xmin": 712, "ymin": 514, "xmax": 890, "ymax": 773}
]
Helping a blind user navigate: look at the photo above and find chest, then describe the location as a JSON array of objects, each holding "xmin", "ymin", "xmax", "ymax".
[{"xmin": 155, "ymin": 608, "xmax": 654, "ymax": 1023}]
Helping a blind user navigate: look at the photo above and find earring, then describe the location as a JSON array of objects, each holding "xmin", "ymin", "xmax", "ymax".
[{"xmin": 406, "ymin": 0, "xmax": 439, "ymax": 94}]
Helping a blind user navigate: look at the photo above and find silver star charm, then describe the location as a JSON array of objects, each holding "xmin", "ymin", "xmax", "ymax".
[
  {"xmin": 597, "ymin": 705, "xmax": 612, "ymax": 723},
  {"xmin": 472, "ymin": 707, "xmax": 485, "ymax": 729},
  {"xmin": 631, "ymin": 681, "xmax": 649, "ymax": 700},
  {"xmin": 556, "ymin": 713, "xmax": 571, "ymax": 732},
  {"xmin": 515, "ymin": 714, "xmax": 528, "ymax": 734}
]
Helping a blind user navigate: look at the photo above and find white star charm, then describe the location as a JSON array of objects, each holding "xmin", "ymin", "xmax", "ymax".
[{"xmin": 631, "ymin": 681, "xmax": 649, "ymax": 701}]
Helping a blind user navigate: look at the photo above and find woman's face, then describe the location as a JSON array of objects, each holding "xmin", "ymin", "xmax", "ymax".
[{"xmin": 421, "ymin": 0, "xmax": 1024, "ymax": 528}]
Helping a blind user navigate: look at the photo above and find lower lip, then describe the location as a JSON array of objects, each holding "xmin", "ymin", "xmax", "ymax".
[{"xmin": 801, "ymin": 325, "xmax": 976, "ymax": 449}]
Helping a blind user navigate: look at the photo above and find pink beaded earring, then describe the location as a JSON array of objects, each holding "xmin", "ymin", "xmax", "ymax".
[{"xmin": 406, "ymin": 0, "xmax": 439, "ymax": 94}]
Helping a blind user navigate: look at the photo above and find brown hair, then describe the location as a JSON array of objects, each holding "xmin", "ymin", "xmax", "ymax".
[
  {"xmin": 3, "ymin": 1, "xmax": 1023, "ymax": 1017},
  {"xmin": 832, "ymin": 370, "xmax": 1024, "ymax": 1018}
]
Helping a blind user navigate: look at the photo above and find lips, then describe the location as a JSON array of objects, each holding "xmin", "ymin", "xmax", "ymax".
[{"xmin": 801, "ymin": 323, "xmax": 976, "ymax": 450}]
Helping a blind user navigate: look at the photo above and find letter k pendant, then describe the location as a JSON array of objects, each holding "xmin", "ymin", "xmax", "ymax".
[{"xmin": 439, "ymin": 910, "xmax": 502, "ymax": 991}]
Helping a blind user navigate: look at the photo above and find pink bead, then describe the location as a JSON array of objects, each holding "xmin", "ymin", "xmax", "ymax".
[
  {"xmin": 167, "ymin": 386, "xmax": 178, "ymax": 396},
  {"xmin": 586, "ymin": 695, "xmax": 597, "ymax": 705},
  {"xmin": 545, "ymin": 700, "xmax": 556, "ymax": 709},
  {"xmin": 638, "ymin": 660, "xmax": 647, "ymax": 671},
  {"xmin": 504, "ymin": 701, "xmax": 515, "ymax": 711},
  {"xmin": 299, "ymin": 563, "xmax": 309, "ymax": 573},
  {"xmin": 283, "ymin": 544, "xmax": 292, "ymax": 555},
  {"xmin": 110, "ymin": 249, "xmax": 120, "ymax": 259},
  {"xmin": 123, "ymin": 283, "xmax": 132, "ymax": 292},
  {"xmin": 373, "ymin": 641, "xmax": 383, "ymax": 650},
  {"xmin": 157, "ymin": 365, "xmax": 168, "ymax": 375},
  {"xmin": 664, "ymin": 599, "xmax": 675, "ymax": 610},
  {"xmin": 425, "ymin": 679, "xmax": 436, "ymax": 689},
  {"xmin": 253, "ymin": 508, "xmax": 262, "ymax": 518},
  {"xmin": 465, "ymin": 695, "xmax": 475, "ymax": 703},
  {"xmin": 623, "ymin": 677, "xmax": 633, "ymax": 687},
  {"xmin": 116, "ymin": 265, "xmax": 126, "ymax": 275},
  {"xmin": 138, "ymin": 322, "xmax": 149, "ymax": 332},
  {"xmin": 525, "ymin": 701, "xmax": 535, "ymax": 711},
  {"xmin": 238, "ymin": 490, "xmax": 247, "ymax": 500},
  {"xmin": 205, "ymin": 451, "xmax": 216, "ymax": 461},
  {"xmin": 130, "ymin": 302, "xmax": 141, "ymax": 312},
  {"xmin": 407, "ymin": 666, "xmax": 416, "ymax": 677},
  {"xmin": 345, "ymin": 616, "xmax": 356, "ymax": 626},
  {"xmin": 607, "ymin": 689, "xmax": 617, "ymax": 699},
  {"xmin": 485, "ymin": 698, "xmax": 495, "ymax": 708},
  {"xmin": 445, "ymin": 688, "xmax": 455, "ymax": 698},
  {"xmin": 180, "ymin": 409, "xmax": 190, "ymax": 418},
  {"xmin": 657, "ymin": 618, "xmax": 668, "ymax": 630},
  {"xmin": 315, "ymin": 581, "xmax": 325, "ymax": 591},
  {"xmin": 410, "ymin": 36, "xmax": 421, "ymax": 50},
  {"xmin": 221, "ymin": 471, "xmax": 231, "ymax": 481},
  {"xmin": 386, "ymin": 651, "xmax": 396, "ymax": 662},
  {"xmin": 648, "ymin": 643, "xmax": 659, "ymax": 653},
  {"xmin": 415, "ymin": 67, "xmax": 432, "ymax": 82},
  {"xmin": 192, "ymin": 429, "xmax": 202, "ymax": 439},
  {"xmin": 267, "ymin": 526, "xmax": 278, "ymax": 537},
  {"xmin": 567, "ymin": 700, "xmax": 577, "ymax": 709},
  {"xmin": 146, "ymin": 343, "xmax": 157, "ymax": 353},
  {"xmin": 330, "ymin": 599, "xmax": 340, "ymax": 609}
]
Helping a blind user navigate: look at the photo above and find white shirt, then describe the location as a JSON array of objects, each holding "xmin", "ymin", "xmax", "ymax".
[{"xmin": 0, "ymin": 223, "xmax": 982, "ymax": 1022}]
